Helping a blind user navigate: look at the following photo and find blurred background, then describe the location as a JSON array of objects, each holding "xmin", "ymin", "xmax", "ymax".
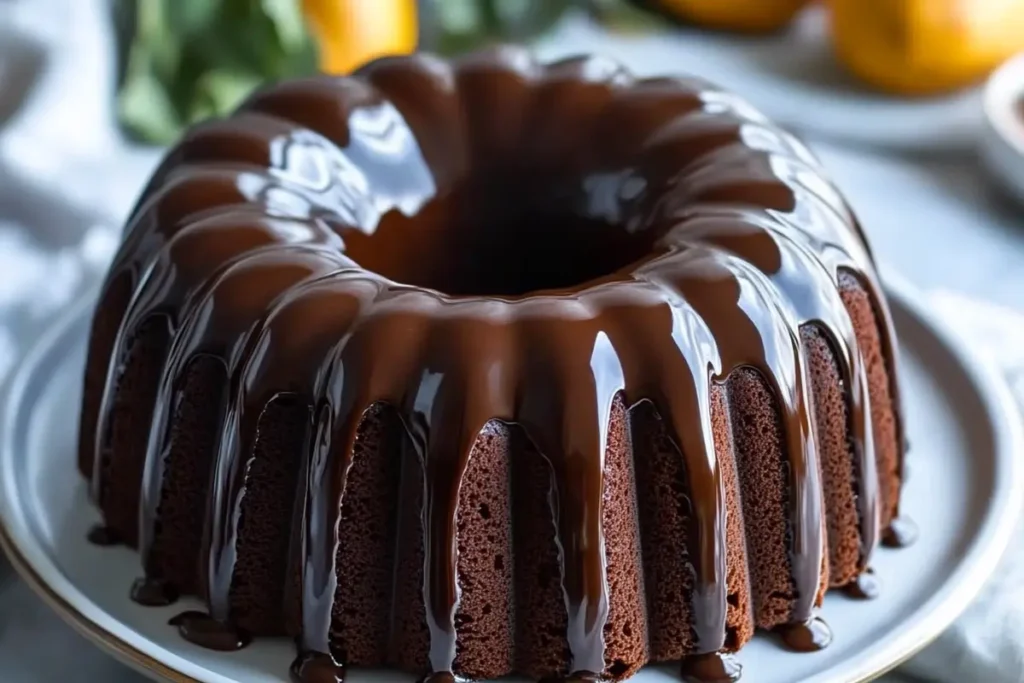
[{"xmin": 2, "ymin": 0, "xmax": 1024, "ymax": 681}]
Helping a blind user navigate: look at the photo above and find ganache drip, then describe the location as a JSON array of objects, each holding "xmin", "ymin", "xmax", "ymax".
[
  {"xmin": 169, "ymin": 611, "xmax": 251, "ymax": 651},
  {"xmin": 130, "ymin": 577, "xmax": 178, "ymax": 607},
  {"xmin": 290, "ymin": 651, "xmax": 346, "ymax": 683},
  {"xmin": 80, "ymin": 46, "xmax": 908, "ymax": 681},
  {"xmin": 538, "ymin": 673, "xmax": 602, "ymax": 683},
  {"xmin": 842, "ymin": 569, "xmax": 881, "ymax": 600},
  {"xmin": 680, "ymin": 653, "xmax": 743, "ymax": 683},
  {"xmin": 419, "ymin": 672, "xmax": 470, "ymax": 683},
  {"xmin": 883, "ymin": 516, "xmax": 918, "ymax": 548},
  {"xmin": 774, "ymin": 616, "xmax": 834, "ymax": 653},
  {"xmin": 86, "ymin": 524, "xmax": 123, "ymax": 546}
]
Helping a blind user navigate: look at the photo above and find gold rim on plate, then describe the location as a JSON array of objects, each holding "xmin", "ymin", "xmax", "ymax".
[{"xmin": 0, "ymin": 521, "xmax": 193, "ymax": 682}]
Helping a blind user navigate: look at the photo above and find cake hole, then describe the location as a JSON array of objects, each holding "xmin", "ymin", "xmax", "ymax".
[
  {"xmin": 725, "ymin": 626, "xmax": 740, "ymax": 649},
  {"xmin": 339, "ymin": 176, "xmax": 667, "ymax": 296},
  {"xmin": 608, "ymin": 659, "xmax": 630, "ymax": 678}
]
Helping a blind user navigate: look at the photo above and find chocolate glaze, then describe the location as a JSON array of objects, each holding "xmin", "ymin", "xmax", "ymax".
[
  {"xmin": 538, "ymin": 675, "xmax": 601, "ymax": 683},
  {"xmin": 680, "ymin": 653, "xmax": 742, "ymax": 683},
  {"xmin": 130, "ymin": 577, "xmax": 179, "ymax": 607},
  {"xmin": 842, "ymin": 569, "xmax": 881, "ymax": 600},
  {"xmin": 883, "ymin": 516, "xmax": 918, "ymax": 548},
  {"xmin": 86, "ymin": 524, "xmax": 123, "ymax": 546},
  {"xmin": 420, "ymin": 673, "xmax": 468, "ymax": 683},
  {"xmin": 774, "ymin": 616, "xmax": 833, "ymax": 652},
  {"xmin": 290, "ymin": 651, "xmax": 346, "ymax": 683},
  {"xmin": 169, "ymin": 611, "xmax": 251, "ymax": 651},
  {"xmin": 84, "ymin": 47, "xmax": 905, "ymax": 680}
]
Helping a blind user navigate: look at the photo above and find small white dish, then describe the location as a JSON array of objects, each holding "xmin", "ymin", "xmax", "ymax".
[
  {"xmin": 0, "ymin": 275, "xmax": 1021, "ymax": 683},
  {"xmin": 981, "ymin": 53, "xmax": 1024, "ymax": 205}
]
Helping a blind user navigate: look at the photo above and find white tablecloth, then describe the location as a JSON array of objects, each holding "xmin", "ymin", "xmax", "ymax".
[{"xmin": 2, "ymin": 1, "xmax": 1024, "ymax": 681}]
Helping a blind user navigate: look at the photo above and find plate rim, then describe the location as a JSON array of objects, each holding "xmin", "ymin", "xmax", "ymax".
[{"xmin": 0, "ymin": 273, "xmax": 1021, "ymax": 683}]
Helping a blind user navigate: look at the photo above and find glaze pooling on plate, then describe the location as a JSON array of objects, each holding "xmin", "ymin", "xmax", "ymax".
[{"xmin": 79, "ymin": 47, "xmax": 906, "ymax": 682}]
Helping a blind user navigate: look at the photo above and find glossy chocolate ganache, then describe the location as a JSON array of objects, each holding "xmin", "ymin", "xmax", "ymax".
[{"xmin": 80, "ymin": 47, "xmax": 909, "ymax": 683}]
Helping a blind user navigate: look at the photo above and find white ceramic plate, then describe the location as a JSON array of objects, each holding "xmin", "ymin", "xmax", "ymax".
[{"xmin": 0, "ymin": 276, "xmax": 1021, "ymax": 683}]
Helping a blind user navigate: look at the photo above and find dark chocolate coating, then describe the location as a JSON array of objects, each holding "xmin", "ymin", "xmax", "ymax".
[{"xmin": 80, "ymin": 47, "xmax": 904, "ymax": 681}]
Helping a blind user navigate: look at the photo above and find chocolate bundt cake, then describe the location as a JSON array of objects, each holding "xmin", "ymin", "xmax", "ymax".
[{"xmin": 79, "ymin": 47, "xmax": 907, "ymax": 682}]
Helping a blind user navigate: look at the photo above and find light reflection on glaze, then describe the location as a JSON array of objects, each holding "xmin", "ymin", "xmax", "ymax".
[{"xmin": 81, "ymin": 46, "xmax": 904, "ymax": 682}]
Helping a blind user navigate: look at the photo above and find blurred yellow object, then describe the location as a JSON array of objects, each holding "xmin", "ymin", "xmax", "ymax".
[
  {"xmin": 302, "ymin": 0, "xmax": 419, "ymax": 75},
  {"xmin": 649, "ymin": 0, "xmax": 810, "ymax": 33},
  {"xmin": 831, "ymin": 0, "xmax": 1024, "ymax": 96}
]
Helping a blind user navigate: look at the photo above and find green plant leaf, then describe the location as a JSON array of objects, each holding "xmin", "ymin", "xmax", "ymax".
[
  {"xmin": 262, "ymin": 0, "xmax": 309, "ymax": 51},
  {"xmin": 118, "ymin": 67, "xmax": 182, "ymax": 144},
  {"xmin": 115, "ymin": 0, "xmax": 595, "ymax": 143},
  {"xmin": 164, "ymin": 0, "xmax": 218, "ymax": 36},
  {"xmin": 189, "ymin": 68, "xmax": 264, "ymax": 123}
]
